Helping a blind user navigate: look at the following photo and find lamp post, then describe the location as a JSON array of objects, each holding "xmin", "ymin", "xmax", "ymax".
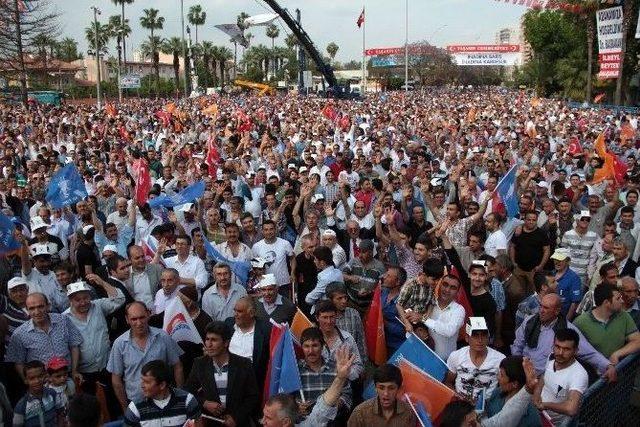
[
  {"xmin": 180, "ymin": 0, "xmax": 188, "ymax": 96},
  {"xmin": 91, "ymin": 6, "xmax": 102, "ymax": 109},
  {"xmin": 116, "ymin": 30, "xmax": 123, "ymax": 103},
  {"xmin": 404, "ymin": 0, "xmax": 409, "ymax": 92}
]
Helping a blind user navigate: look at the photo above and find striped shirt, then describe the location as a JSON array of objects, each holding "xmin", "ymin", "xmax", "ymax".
[
  {"xmin": 212, "ymin": 361, "xmax": 229, "ymax": 406},
  {"xmin": 0, "ymin": 294, "xmax": 30, "ymax": 345},
  {"xmin": 13, "ymin": 387, "xmax": 63, "ymax": 427},
  {"xmin": 123, "ymin": 388, "xmax": 201, "ymax": 427},
  {"xmin": 561, "ymin": 229, "xmax": 598, "ymax": 284}
]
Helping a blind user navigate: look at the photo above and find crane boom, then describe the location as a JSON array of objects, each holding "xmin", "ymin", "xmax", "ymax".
[{"xmin": 261, "ymin": 0, "xmax": 339, "ymax": 91}]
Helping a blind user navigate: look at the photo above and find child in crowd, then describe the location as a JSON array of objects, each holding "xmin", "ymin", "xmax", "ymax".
[
  {"xmin": 13, "ymin": 360, "xmax": 65, "ymax": 427},
  {"xmin": 46, "ymin": 356, "xmax": 76, "ymax": 413}
]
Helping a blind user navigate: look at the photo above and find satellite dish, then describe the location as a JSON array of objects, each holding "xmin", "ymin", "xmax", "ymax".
[{"xmin": 244, "ymin": 13, "xmax": 279, "ymax": 26}]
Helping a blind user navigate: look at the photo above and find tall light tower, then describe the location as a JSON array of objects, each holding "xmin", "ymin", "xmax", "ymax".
[{"xmin": 91, "ymin": 6, "xmax": 102, "ymax": 109}]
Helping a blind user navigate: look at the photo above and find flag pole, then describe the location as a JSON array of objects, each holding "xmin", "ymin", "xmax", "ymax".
[{"xmin": 362, "ymin": 5, "xmax": 366, "ymax": 96}]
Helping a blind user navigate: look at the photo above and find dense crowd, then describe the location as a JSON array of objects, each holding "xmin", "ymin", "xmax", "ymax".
[{"xmin": 0, "ymin": 86, "xmax": 639, "ymax": 427}]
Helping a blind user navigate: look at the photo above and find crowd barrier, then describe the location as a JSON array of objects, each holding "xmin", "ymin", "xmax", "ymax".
[{"xmin": 569, "ymin": 352, "xmax": 640, "ymax": 427}]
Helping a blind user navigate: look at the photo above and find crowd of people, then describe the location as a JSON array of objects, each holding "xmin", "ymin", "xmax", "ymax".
[{"xmin": 0, "ymin": 86, "xmax": 640, "ymax": 426}]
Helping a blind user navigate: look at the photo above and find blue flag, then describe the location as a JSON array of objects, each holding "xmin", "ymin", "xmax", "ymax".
[
  {"xmin": 0, "ymin": 212, "xmax": 21, "ymax": 255},
  {"xmin": 495, "ymin": 163, "xmax": 519, "ymax": 218},
  {"xmin": 475, "ymin": 388, "xmax": 485, "ymax": 412},
  {"xmin": 203, "ymin": 238, "xmax": 251, "ymax": 286},
  {"xmin": 363, "ymin": 333, "xmax": 448, "ymax": 399},
  {"xmin": 268, "ymin": 327, "xmax": 302, "ymax": 397},
  {"xmin": 414, "ymin": 400, "xmax": 433, "ymax": 427},
  {"xmin": 45, "ymin": 164, "xmax": 88, "ymax": 209},
  {"xmin": 148, "ymin": 181, "xmax": 206, "ymax": 209}
]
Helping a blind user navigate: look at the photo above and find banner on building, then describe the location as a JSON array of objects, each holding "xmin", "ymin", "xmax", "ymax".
[
  {"xmin": 447, "ymin": 45, "xmax": 520, "ymax": 66},
  {"xmin": 596, "ymin": 6, "xmax": 623, "ymax": 79},
  {"xmin": 120, "ymin": 74, "xmax": 141, "ymax": 89},
  {"xmin": 371, "ymin": 57, "xmax": 400, "ymax": 67}
]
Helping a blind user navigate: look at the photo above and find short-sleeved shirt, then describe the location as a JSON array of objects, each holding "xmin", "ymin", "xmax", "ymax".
[
  {"xmin": 123, "ymin": 388, "xmax": 200, "ymax": 427},
  {"xmin": 397, "ymin": 278, "xmax": 434, "ymax": 314},
  {"xmin": 446, "ymin": 346, "xmax": 506, "ymax": 401},
  {"xmin": 540, "ymin": 359, "xmax": 588, "ymax": 426},
  {"xmin": 107, "ymin": 327, "xmax": 184, "ymax": 402},
  {"xmin": 201, "ymin": 283, "xmax": 247, "ymax": 321},
  {"xmin": 511, "ymin": 228, "xmax": 549, "ymax": 271},
  {"xmin": 6, "ymin": 313, "xmax": 83, "ymax": 365},
  {"xmin": 573, "ymin": 310, "xmax": 638, "ymax": 358},
  {"xmin": 13, "ymin": 387, "xmax": 63, "ymax": 427},
  {"xmin": 252, "ymin": 238, "xmax": 294, "ymax": 286},
  {"xmin": 556, "ymin": 268, "xmax": 582, "ymax": 315}
]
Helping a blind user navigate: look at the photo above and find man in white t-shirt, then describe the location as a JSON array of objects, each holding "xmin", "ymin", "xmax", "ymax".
[
  {"xmin": 445, "ymin": 317, "xmax": 506, "ymax": 401},
  {"xmin": 484, "ymin": 213, "xmax": 508, "ymax": 257},
  {"xmin": 252, "ymin": 220, "xmax": 296, "ymax": 298},
  {"xmin": 533, "ymin": 328, "xmax": 589, "ymax": 426}
]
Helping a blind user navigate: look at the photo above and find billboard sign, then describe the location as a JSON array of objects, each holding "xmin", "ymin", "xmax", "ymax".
[
  {"xmin": 120, "ymin": 74, "xmax": 141, "ymax": 89},
  {"xmin": 447, "ymin": 45, "xmax": 520, "ymax": 66},
  {"xmin": 596, "ymin": 6, "xmax": 623, "ymax": 79}
]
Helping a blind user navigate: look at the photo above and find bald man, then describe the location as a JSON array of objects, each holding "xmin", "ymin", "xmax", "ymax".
[
  {"xmin": 106, "ymin": 197, "xmax": 131, "ymax": 232},
  {"xmin": 225, "ymin": 296, "xmax": 272, "ymax": 392},
  {"xmin": 511, "ymin": 293, "xmax": 617, "ymax": 381}
]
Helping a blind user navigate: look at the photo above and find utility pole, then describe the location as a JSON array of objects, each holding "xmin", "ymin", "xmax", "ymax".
[
  {"xmin": 91, "ymin": 6, "xmax": 102, "ymax": 109},
  {"xmin": 405, "ymin": 0, "xmax": 409, "ymax": 91},
  {"xmin": 117, "ymin": 31, "xmax": 123, "ymax": 103},
  {"xmin": 180, "ymin": 0, "xmax": 188, "ymax": 96},
  {"xmin": 187, "ymin": 26, "xmax": 198, "ymax": 93},
  {"xmin": 296, "ymin": 8, "xmax": 306, "ymax": 93}
]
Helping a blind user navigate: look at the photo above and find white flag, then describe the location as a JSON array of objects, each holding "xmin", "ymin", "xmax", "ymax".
[{"xmin": 163, "ymin": 297, "xmax": 203, "ymax": 345}]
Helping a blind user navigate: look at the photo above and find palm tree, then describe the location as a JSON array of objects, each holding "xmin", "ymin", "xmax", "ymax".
[
  {"xmin": 237, "ymin": 12, "xmax": 250, "ymax": 35},
  {"xmin": 326, "ymin": 42, "xmax": 339, "ymax": 63},
  {"xmin": 187, "ymin": 5, "xmax": 206, "ymax": 44},
  {"xmin": 578, "ymin": 1, "xmax": 599, "ymax": 103},
  {"xmin": 108, "ymin": 15, "xmax": 131, "ymax": 65},
  {"xmin": 266, "ymin": 24, "xmax": 279, "ymax": 78},
  {"xmin": 140, "ymin": 8, "xmax": 165, "ymax": 96},
  {"xmin": 111, "ymin": 0, "xmax": 135, "ymax": 63},
  {"xmin": 85, "ymin": 22, "xmax": 111, "ymax": 56},
  {"xmin": 285, "ymin": 34, "xmax": 298, "ymax": 50},
  {"xmin": 55, "ymin": 37, "xmax": 81, "ymax": 62},
  {"xmin": 32, "ymin": 33, "xmax": 56, "ymax": 86},
  {"xmin": 615, "ymin": 0, "xmax": 636, "ymax": 104},
  {"xmin": 161, "ymin": 37, "xmax": 183, "ymax": 88},
  {"xmin": 200, "ymin": 41, "xmax": 217, "ymax": 85},
  {"xmin": 216, "ymin": 46, "xmax": 233, "ymax": 87}
]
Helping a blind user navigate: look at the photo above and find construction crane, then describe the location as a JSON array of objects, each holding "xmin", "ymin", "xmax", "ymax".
[
  {"xmin": 262, "ymin": 0, "xmax": 353, "ymax": 97},
  {"xmin": 233, "ymin": 79, "xmax": 276, "ymax": 96}
]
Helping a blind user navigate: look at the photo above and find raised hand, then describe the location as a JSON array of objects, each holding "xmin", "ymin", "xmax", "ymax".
[{"xmin": 335, "ymin": 345, "xmax": 356, "ymax": 380}]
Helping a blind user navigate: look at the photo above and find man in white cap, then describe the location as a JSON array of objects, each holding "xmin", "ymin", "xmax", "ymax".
[
  {"xmin": 76, "ymin": 225, "xmax": 101, "ymax": 280},
  {"xmin": 93, "ymin": 203, "xmax": 136, "ymax": 258},
  {"xmin": 322, "ymin": 229, "xmax": 346, "ymax": 270},
  {"xmin": 27, "ymin": 216, "xmax": 66, "ymax": 263},
  {"xmin": 445, "ymin": 317, "xmax": 506, "ymax": 401},
  {"xmin": 18, "ymin": 235, "xmax": 69, "ymax": 313},
  {"xmin": 551, "ymin": 248, "xmax": 583, "ymax": 320},
  {"xmin": 177, "ymin": 203, "xmax": 200, "ymax": 238},
  {"xmin": 560, "ymin": 210, "xmax": 598, "ymax": 286},
  {"xmin": 64, "ymin": 279, "xmax": 125, "ymax": 396},
  {"xmin": 254, "ymin": 273, "xmax": 297, "ymax": 324}
]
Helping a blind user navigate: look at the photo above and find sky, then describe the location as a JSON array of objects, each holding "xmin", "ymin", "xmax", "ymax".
[{"xmin": 53, "ymin": 0, "xmax": 525, "ymax": 63}]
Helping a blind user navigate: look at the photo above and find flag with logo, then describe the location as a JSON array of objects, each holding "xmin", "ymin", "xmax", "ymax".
[
  {"xmin": 45, "ymin": 164, "xmax": 88, "ymax": 209},
  {"xmin": 148, "ymin": 181, "xmax": 206, "ymax": 209},
  {"xmin": 356, "ymin": 8, "xmax": 365, "ymax": 27},
  {"xmin": 365, "ymin": 285, "xmax": 387, "ymax": 366},
  {"xmin": 399, "ymin": 359, "xmax": 455, "ymax": 422},
  {"xmin": 495, "ymin": 163, "xmax": 519, "ymax": 218},
  {"xmin": 264, "ymin": 325, "xmax": 302, "ymax": 399},
  {"xmin": 568, "ymin": 136, "xmax": 583, "ymax": 156},
  {"xmin": 290, "ymin": 308, "xmax": 314, "ymax": 344},
  {"xmin": 0, "ymin": 211, "xmax": 21, "ymax": 255},
  {"xmin": 163, "ymin": 297, "xmax": 202, "ymax": 344},
  {"xmin": 203, "ymin": 238, "xmax": 251, "ymax": 286}
]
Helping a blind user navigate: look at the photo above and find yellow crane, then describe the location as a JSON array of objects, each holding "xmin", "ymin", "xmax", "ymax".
[{"xmin": 233, "ymin": 79, "xmax": 276, "ymax": 96}]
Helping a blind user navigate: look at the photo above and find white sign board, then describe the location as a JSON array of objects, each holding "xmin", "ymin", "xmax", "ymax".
[
  {"xmin": 597, "ymin": 6, "xmax": 623, "ymax": 53},
  {"xmin": 451, "ymin": 52, "xmax": 520, "ymax": 66},
  {"xmin": 120, "ymin": 74, "xmax": 141, "ymax": 89},
  {"xmin": 303, "ymin": 71, "xmax": 313, "ymax": 89}
]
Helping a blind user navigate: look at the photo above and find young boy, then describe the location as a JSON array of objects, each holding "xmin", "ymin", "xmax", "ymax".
[
  {"xmin": 13, "ymin": 360, "xmax": 65, "ymax": 427},
  {"xmin": 46, "ymin": 356, "xmax": 75, "ymax": 412}
]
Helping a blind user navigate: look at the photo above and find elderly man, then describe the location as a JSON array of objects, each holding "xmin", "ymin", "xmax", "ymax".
[
  {"xmin": 6, "ymin": 293, "xmax": 83, "ymax": 382},
  {"xmin": 107, "ymin": 301, "xmax": 184, "ymax": 411},
  {"xmin": 127, "ymin": 245, "xmax": 162, "ymax": 311},
  {"xmin": 153, "ymin": 268, "xmax": 182, "ymax": 314},
  {"xmin": 321, "ymin": 229, "xmax": 347, "ymax": 270},
  {"xmin": 620, "ymin": 276, "xmax": 640, "ymax": 328},
  {"xmin": 225, "ymin": 296, "xmax": 272, "ymax": 392},
  {"xmin": 19, "ymin": 236, "xmax": 68, "ymax": 313},
  {"xmin": 515, "ymin": 271, "xmax": 557, "ymax": 328},
  {"xmin": 106, "ymin": 197, "xmax": 131, "ymax": 231},
  {"xmin": 255, "ymin": 274, "xmax": 297, "ymax": 324},
  {"xmin": 511, "ymin": 293, "xmax": 616, "ymax": 381},
  {"xmin": 202, "ymin": 263, "xmax": 247, "ymax": 321},
  {"xmin": 159, "ymin": 234, "xmax": 208, "ymax": 292}
]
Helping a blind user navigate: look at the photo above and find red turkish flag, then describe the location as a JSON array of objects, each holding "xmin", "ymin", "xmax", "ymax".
[
  {"xmin": 356, "ymin": 8, "xmax": 365, "ymax": 28},
  {"xmin": 568, "ymin": 136, "xmax": 583, "ymax": 156},
  {"xmin": 205, "ymin": 134, "xmax": 221, "ymax": 178},
  {"xmin": 322, "ymin": 104, "xmax": 337, "ymax": 121},
  {"xmin": 134, "ymin": 158, "xmax": 151, "ymax": 206},
  {"xmin": 339, "ymin": 114, "xmax": 350, "ymax": 131}
]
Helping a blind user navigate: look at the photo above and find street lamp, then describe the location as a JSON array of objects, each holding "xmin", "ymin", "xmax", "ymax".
[
  {"xmin": 91, "ymin": 6, "xmax": 102, "ymax": 109},
  {"xmin": 116, "ymin": 29, "xmax": 123, "ymax": 103},
  {"xmin": 405, "ymin": 0, "xmax": 409, "ymax": 92},
  {"xmin": 180, "ymin": 0, "xmax": 188, "ymax": 96}
]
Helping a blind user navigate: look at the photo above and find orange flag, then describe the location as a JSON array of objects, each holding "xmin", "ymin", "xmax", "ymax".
[
  {"xmin": 202, "ymin": 104, "xmax": 218, "ymax": 116},
  {"xmin": 530, "ymin": 98, "xmax": 541, "ymax": 108},
  {"xmin": 466, "ymin": 107, "xmax": 477, "ymax": 123},
  {"xmin": 105, "ymin": 103, "xmax": 117, "ymax": 117},
  {"xmin": 365, "ymin": 285, "xmax": 387, "ymax": 366},
  {"xmin": 593, "ymin": 132, "xmax": 628, "ymax": 185},
  {"xmin": 165, "ymin": 102, "xmax": 177, "ymax": 114},
  {"xmin": 399, "ymin": 359, "xmax": 455, "ymax": 421},
  {"xmin": 620, "ymin": 123, "xmax": 635, "ymax": 147},
  {"xmin": 290, "ymin": 308, "xmax": 313, "ymax": 343}
]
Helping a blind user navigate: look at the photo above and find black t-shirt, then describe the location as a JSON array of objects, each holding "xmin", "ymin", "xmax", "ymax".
[
  {"xmin": 470, "ymin": 291, "xmax": 497, "ymax": 336},
  {"xmin": 511, "ymin": 227, "xmax": 549, "ymax": 271},
  {"xmin": 75, "ymin": 242, "xmax": 101, "ymax": 279},
  {"xmin": 295, "ymin": 252, "xmax": 318, "ymax": 317}
]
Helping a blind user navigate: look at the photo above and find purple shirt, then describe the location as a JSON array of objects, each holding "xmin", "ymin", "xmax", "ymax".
[{"xmin": 510, "ymin": 315, "xmax": 609, "ymax": 375}]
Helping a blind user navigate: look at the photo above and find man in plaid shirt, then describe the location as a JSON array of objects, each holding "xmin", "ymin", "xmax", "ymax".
[
  {"xmin": 326, "ymin": 282, "xmax": 367, "ymax": 362},
  {"xmin": 297, "ymin": 327, "xmax": 352, "ymax": 417}
]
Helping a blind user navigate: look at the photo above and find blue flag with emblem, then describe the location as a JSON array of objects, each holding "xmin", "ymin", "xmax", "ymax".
[
  {"xmin": 496, "ymin": 163, "xmax": 519, "ymax": 218},
  {"xmin": 268, "ymin": 326, "xmax": 302, "ymax": 397},
  {"xmin": 203, "ymin": 238, "xmax": 251, "ymax": 286},
  {"xmin": 0, "ymin": 212, "xmax": 21, "ymax": 255},
  {"xmin": 148, "ymin": 181, "xmax": 205, "ymax": 209},
  {"xmin": 45, "ymin": 164, "xmax": 88, "ymax": 209}
]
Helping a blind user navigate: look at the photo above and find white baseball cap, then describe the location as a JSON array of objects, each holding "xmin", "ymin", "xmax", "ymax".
[
  {"xmin": 30, "ymin": 216, "xmax": 50, "ymax": 232},
  {"xmin": 550, "ymin": 248, "xmax": 571, "ymax": 261},
  {"xmin": 251, "ymin": 257, "xmax": 268, "ymax": 269},
  {"xmin": 82, "ymin": 225, "xmax": 94, "ymax": 235},
  {"xmin": 254, "ymin": 273, "xmax": 277, "ymax": 289},
  {"xmin": 102, "ymin": 244, "xmax": 118, "ymax": 255},
  {"xmin": 178, "ymin": 202, "xmax": 194, "ymax": 213},
  {"xmin": 311, "ymin": 194, "xmax": 325, "ymax": 203},
  {"xmin": 66, "ymin": 281, "xmax": 92, "ymax": 297},
  {"xmin": 7, "ymin": 277, "xmax": 27, "ymax": 290},
  {"xmin": 30, "ymin": 244, "xmax": 52, "ymax": 258},
  {"xmin": 466, "ymin": 317, "xmax": 489, "ymax": 335}
]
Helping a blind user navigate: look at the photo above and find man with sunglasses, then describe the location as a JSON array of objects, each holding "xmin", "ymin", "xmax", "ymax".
[{"xmin": 560, "ymin": 210, "xmax": 598, "ymax": 287}]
